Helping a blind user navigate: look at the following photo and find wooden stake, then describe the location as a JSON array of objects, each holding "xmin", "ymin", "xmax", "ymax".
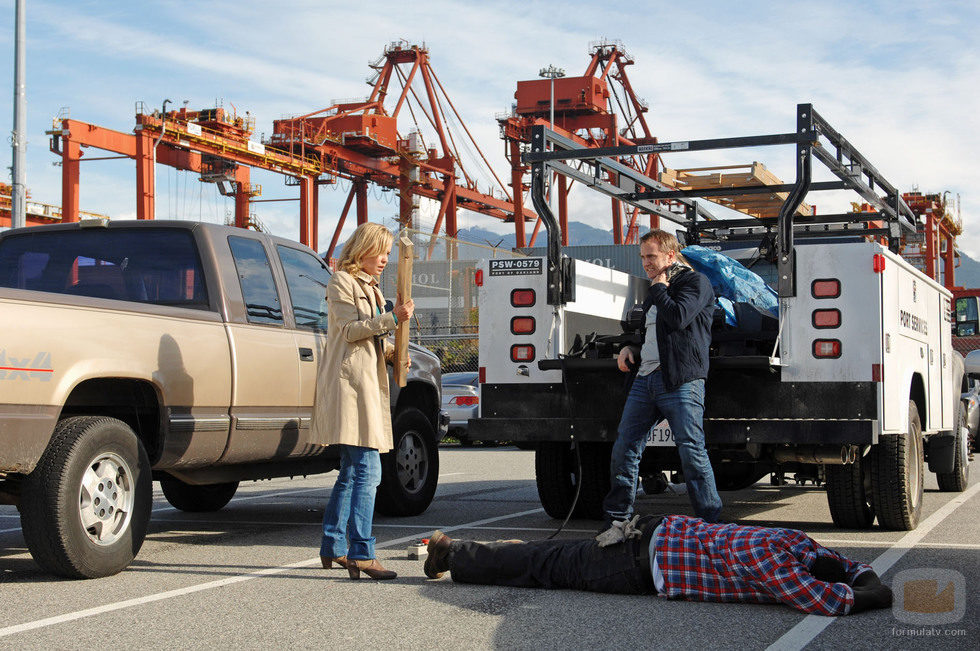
[{"xmin": 394, "ymin": 231, "xmax": 414, "ymax": 387}]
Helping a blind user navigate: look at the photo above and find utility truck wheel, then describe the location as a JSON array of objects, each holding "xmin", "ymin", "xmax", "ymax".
[
  {"xmin": 160, "ymin": 477, "xmax": 239, "ymax": 512},
  {"xmin": 826, "ymin": 454, "xmax": 875, "ymax": 529},
  {"xmin": 534, "ymin": 442, "xmax": 610, "ymax": 520},
  {"xmin": 376, "ymin": 407, "xmax": 439, "ymax": 516},
  {"xmin": 871, "ymin": 401, "xmax": 924, "ymax": 530},
  {"xmin": 936, "ymin": 401, "xmax": 970, "ymax": 492},
  {"xmin": 20, "ymin": 416, "xmax": 152, "ymax": 579}
]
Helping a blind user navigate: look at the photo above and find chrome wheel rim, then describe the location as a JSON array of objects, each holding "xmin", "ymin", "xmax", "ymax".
[
  {"xmin": 395, "ymin": 431, "xmax": 428, "ymax": 496},
  {"xmin": 78, "ymin": 452, "xmax": 135, "ymax": 546}
]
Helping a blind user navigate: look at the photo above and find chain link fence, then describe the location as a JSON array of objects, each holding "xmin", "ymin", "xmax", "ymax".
[{"xmin": 378, "ymin": 229, "xmax": 525, "ymax": 373}]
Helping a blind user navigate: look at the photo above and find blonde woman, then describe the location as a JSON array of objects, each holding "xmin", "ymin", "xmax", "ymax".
[{"xmin": 311, "ymin": 222, "xmax": 413, "ymax": 580}]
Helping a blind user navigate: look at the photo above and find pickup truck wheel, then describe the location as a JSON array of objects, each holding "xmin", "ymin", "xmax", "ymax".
[
  {"xmin": 871, "ymin": 400, "xmax": 924, "ymax": 530},
  {"xmin": 20, "ymin": 416, "xmax": 152, "ymax": 579},
  {"xmin": 375, "ymin": 407, "xmax": 439, "ymax": 517},
  {"xmin": 826, "ymin": 454, "xmax": 875, "ymax": 528},
  {"xmin": 936, "ymin": 401, "xmax": 971, "ymax": 492},
  {"xmin": 160, "ymin": 476, "xmax": 239, "ymax": 512},
  {"xmin": 535, "ymin": 442, "xmax": 610, "ymax": 520}
]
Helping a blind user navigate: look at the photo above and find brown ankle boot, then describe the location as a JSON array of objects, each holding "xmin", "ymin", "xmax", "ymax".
[
  {"xmin": 347, "ymin": 558, "xmax": 397, "ymax": 580},
  {"xmin": 320, "ymin": 555, "xmax": 348, "ymax": 569}
]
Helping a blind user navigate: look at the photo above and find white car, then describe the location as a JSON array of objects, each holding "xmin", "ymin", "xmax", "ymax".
[{"xmin": 441, "ymin": 371, "xmax": 479, "ymax": 442}]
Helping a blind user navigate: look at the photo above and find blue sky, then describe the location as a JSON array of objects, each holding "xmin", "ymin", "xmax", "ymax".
[{"xmin": 2, "ymin": 1, "xmax": 978, "ymax": 256}]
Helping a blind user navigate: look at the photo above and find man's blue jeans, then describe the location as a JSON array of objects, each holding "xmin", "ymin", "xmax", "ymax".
[
  {"xmin": 602, "ymin": 370, "xmax": 722, "ymax": 523},
  {"xmin": 320, "ymin": 445, "xmax": 382, "ymax": 560}
]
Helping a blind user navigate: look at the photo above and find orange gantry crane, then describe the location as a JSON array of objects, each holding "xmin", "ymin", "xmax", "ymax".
[
  {"xmin": 268, "ymin": 41, "xmax": 528, "ymax": 259},
  {"xmin": 899, "ymin": 190, "xmax": 961, "ymax": 288},
  {"xmin": 498, "ymin": 40, "xmax": 664, "ymax": 247},
  {"xmin": 47, "ymin": 41, "xmax": 530, "ymax": 259}
]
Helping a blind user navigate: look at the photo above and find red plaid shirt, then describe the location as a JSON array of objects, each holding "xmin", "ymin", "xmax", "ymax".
[{"xmin": 654, "ymin": 515, "xmax": 870, "ymax": 616}]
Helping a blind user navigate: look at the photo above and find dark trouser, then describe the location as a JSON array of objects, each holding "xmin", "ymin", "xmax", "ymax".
[{"xmin": 448, "ymin": 535, "xmax": 655, "ymax": 595}]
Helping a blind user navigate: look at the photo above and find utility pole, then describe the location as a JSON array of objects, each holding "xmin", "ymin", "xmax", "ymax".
[{"xmin": 11, "ymin": 0, "xmax": 26, "ymax": 228}]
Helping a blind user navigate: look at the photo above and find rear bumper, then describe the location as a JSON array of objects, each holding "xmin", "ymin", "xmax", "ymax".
[{"xmin": 467, "ymin": 417, "xmax": 877, "ymax": 445}]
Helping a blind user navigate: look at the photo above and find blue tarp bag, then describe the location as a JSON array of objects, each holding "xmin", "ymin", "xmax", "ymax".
[{"xmin": 681, "ymin": 245, "xmax": 778, "ymax": 317}]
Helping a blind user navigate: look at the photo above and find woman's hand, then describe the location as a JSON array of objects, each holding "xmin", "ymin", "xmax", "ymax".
[{"xmin": 394, "ymin": 298, "xmax": 415, "ymax": 323}]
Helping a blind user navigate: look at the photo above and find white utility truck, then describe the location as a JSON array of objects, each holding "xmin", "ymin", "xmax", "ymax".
[{"xmin": 469, "ymin": 104, "xmax": 971, "ymax": 530}]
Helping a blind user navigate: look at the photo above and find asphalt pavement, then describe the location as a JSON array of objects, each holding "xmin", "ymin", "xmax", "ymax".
[{"xmin": 1, "ymin": 446, "xmax": 977, "ymax": 649}]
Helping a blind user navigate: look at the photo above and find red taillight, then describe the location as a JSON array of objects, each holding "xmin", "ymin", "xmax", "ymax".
[
  {"xmin": 811, "ymin": 279, "xmax": 841, "ymax": 298},
  {"xmin": 479, "ymin": 367, "xmax": 486, "ymax": 384},
  {"xmin": 511, "ymin": 344, "xmax": 535, "ymax": 362},
  {"xmin": 812, "ymin": 309, "xmax": 841, "ymax": 329},
  {"xmin": 873, "ymin": 254, "xmax": 886, "ymax": 273},
  {"xmin": 511, "ymin": 316, "xmax": 536, "ymax": 334},
  {"xmin": 475, "ymin": 269, "xmax": 484, "ymax": 286},
  {"xmin": 812, "ymin": 339, "xmax": 842, "ymax": 358},
  {"xmin": 872, "ymin": 363, "xmax": 882, "ymax": 382},
  {"xmin": 511, "ymin": 289, "xmax": 536, "ymax": 307},
  {"xmin": 451, "ymin": 396, "xmax": 479, "ymax": 406}
]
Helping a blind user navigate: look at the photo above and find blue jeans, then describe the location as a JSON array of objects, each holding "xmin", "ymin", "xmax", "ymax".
[
  {"xmin": 602, "ymin": 370, "xmax": 722, "ymax": 523},
  {"xmin": 320, "ymin": 445, "xmax": 382, "ymax": 560}
]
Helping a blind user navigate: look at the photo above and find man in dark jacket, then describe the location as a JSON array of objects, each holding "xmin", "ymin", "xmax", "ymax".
[
  {"xmin": 421, "ymin": 517, "xmax": 894, "ymax": 616},
  {"xmin": 600, "ymin": 229, "xmax": 722, "ymax": 526}
]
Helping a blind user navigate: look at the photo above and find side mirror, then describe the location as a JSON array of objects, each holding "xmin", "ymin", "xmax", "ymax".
[{"xmin": 965, "ymin": 349, "xmax": 980, "ymax": 379}]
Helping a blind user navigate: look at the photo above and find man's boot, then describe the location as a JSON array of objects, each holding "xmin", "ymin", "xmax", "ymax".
[{"xmin": 424, "ymin": 530, "xmax": 454, "ymax": 579}]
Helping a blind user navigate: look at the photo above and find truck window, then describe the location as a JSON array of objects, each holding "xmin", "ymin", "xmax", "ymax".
[
  {"xmin": 276, "ymin": 245, "xmax": 330, "ymax": 331},
  {"xmin": 0, "ymin": 228, "xmax": 209, "ymax": 309},
  {"xmin": 228, "ymin": 235, "xmax": 283, "ymax": 325},
  {"xmin": 955, "ymin": 296, "xmax": 979, "ymax": 336}
]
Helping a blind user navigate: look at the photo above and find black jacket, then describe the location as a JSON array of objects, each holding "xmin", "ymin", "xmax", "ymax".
[{"xmin": 637, "ymin": 265, "xmax": 715, "ymax": 391}]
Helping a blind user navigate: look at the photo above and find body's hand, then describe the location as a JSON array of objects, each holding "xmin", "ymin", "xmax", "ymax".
[
  {"xmin": 617, "ymin": 347, "xmax": 636, "ymax": 373},
  {"xmin": 394, "ymin": 298, "xmax": 414, "ymax": 322},
  {"xmin": 652, "ymin": 268, "xmax": 670, "ymax": 287}
]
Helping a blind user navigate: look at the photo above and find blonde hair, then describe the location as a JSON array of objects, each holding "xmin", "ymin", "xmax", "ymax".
[{"xmin": 337, "ymin": 223, "xmax": 394, "ymax": 276}]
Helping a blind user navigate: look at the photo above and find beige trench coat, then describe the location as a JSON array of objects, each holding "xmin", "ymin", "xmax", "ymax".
[{"xmin": 310, "ymin": 270, "xmax": 397, "ymax": 452}]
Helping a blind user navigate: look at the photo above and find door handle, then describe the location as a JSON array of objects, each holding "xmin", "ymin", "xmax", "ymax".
[{"xmin": 299, "ymin": 347, "xmax": 314, "ymax": 362}]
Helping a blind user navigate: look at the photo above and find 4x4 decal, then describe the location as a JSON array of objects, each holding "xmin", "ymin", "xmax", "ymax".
[{"xmin": 0, "ymin": 350, "xmax": 53, "ymax": 381}]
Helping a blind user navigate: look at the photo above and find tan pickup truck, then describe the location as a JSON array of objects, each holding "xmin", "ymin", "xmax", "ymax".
[{"xmin": 0, "ymin": 219, "xmax": 448, "ymax": 578}]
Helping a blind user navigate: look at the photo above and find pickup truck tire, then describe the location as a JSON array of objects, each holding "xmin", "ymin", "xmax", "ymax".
[
  {"xmin": 160, "ymin": 477, "xmax": 240, "ymax": 512},
  {"xmin": 19, "ymin": 416, "xmax": 152, "ymax": 579},
  {"xmin": 375, "ymin": 407, "xmax": 439, "ymax": 517},
  {"xmin": 535, "ymin": 442, "xmax": 610, "ymax": 520},
  {"xmin": 826, "ymin": 454, "xmax": 875, "ymax": 529},
  {"xmin": 936, "ymin": 401, "xmax": 970, "ymax": 492},
  {"xmin": 871, "ymin": 400, "xmax": 923, "ymax": 530}
]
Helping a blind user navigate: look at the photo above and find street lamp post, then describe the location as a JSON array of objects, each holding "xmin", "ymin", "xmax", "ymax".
[
  {"xmin": 538, "ymin": 64, "xmax": 565, "ymax": 130},
  {"xmin": 11, "ymin": 0, "xmax": 26, "ymax": 229}
]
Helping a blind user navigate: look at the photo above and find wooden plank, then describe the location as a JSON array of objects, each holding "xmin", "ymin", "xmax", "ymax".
[
  {"xmin": 661, "ymin": 163, "xmax": 814, "ymax": 218},
  {"xmin": 393, "ymin": 231, "xmax": 413, "ymax": 387}
]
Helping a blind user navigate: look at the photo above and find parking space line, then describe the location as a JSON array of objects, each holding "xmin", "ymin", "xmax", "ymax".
[
  {"xmin": 147, "ymin": 519, "xmax": 586, "ymax": 535},
  {"xmin": 767, "ymin": 481, "xmax": 980, "ymax": 651},
  {"xmin": 812, "ymin": 538, "xmax": 980, "ymax": 550},
  {"xmin": 0, "ymin": 506, "xmax": 542, "ymax": 639},
  {"xmin": 0, "ymin": 527, "xmax": 21, "ymax": 535}
]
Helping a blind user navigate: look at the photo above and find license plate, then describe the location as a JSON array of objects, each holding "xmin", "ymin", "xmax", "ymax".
[{"xmin": 645, "ymin": 420, "xmax": 674, "ymax": 447}]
